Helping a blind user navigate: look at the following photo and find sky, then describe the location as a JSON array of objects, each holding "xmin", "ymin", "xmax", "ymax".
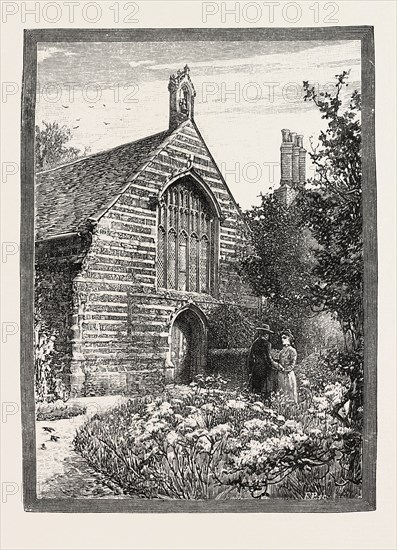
[{"xmin": 36, "ymin": 39, "xmax": 361, "ymax": 209}]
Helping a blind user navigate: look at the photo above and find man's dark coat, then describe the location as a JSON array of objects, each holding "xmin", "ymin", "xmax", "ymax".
[{"xmin": 247, "ymin": 336, "xmax": 274, "ymax": 398}]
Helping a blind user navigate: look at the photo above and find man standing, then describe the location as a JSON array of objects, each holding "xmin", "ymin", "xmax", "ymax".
[{"xmin": 247, "ymin": 325, "xmax": 276, "ymax": 400}]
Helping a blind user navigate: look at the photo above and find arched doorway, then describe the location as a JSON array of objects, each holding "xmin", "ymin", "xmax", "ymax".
[{"xmin": 170, "ymin": 306, "xmax": 207, "ymax": 384}]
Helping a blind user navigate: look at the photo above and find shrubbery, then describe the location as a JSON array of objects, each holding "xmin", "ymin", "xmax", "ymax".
[
  {"xmin": 206, "ymin": 304, "xmax": 256, "ymax": 350},
  {"xmin": 74, "ymin": 374, "xmax": 361, "ymax": 499}
]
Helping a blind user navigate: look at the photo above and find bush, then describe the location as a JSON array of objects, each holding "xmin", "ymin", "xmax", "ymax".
[
  {"xmin": 207, "ymin": 304, "xmax": 256, "ymax": 349},
  {"xmin": 74, "ymin": 375, "xmax": 360, "ymax": 500},
  {"xmin": 36, "ymin": 400, "xmax": 87, "ymax": 421},
  {"xmin": 295, "ymin": 350, "xmax": 348, "ymax": 397}
]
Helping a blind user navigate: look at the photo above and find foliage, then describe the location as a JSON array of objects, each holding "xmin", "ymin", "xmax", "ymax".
[
  {"xmin": 206, "ymin": 304, "xmax": 256, "ymax": 349},
  {"xmin": 239, "ymin": 191, "xmax": 323, "ymax": 356},
  {"xmin": 299, "ymin": 71, "xmax": 363, "ymax": 345},
  {"xmin": 295, "ymin": 347, "xmax": 363, "ymax": 487},
  {"xmin": 35, "ymin": 330, "xmax": 64, "ymax": 402},
  {"xmin": 295, "ymin": 350, "xmax": 348, "ymax": 395},
  {"xmin": 74, "ymin": 374, "xmax": 361, "ymax": 500},
  {"xmin": 295, "ymin": 71, "xmax": 364, "ymax": 486},
  {"xmin": 35, "ymin": 121, "xmax": 90, "ymax": 171},
  {"xmin": 36, "ymin": 400, "xmax": 87, "ymax": 421}
]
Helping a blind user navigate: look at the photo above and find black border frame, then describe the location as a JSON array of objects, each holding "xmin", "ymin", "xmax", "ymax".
[{"xmin": 21, "ymin": 26, "xmax": 376, "ymax": 513}]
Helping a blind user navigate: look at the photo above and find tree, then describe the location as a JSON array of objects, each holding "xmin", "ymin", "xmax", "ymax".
[
  {"xmin": 239, "ymin": 191, "xmax": 317, "ymax": 355},
  {"xmin": 35, "ymin": 121, "xmax": 90, "ymax": 172},
  {"xmin": 299, "ymin": 71, "xmax": 362, "ymax": 349},
  {"xmin": 239, "ymin": 71, "xmax": 363, "ymax": 488},
  {"xmin": 297, "ymin": 71, "xmax": 363, "ymax": 487}
]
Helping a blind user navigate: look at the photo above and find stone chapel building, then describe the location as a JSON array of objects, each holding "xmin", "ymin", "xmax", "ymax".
[{"xmin": 35, "ymin": 66, "xmax": 260, "ymax": 397}]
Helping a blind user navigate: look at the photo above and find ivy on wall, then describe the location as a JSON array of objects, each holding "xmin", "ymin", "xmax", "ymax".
[{"xmin": 35, "ymin": 260, "xmax": 79, "ymax": 402}]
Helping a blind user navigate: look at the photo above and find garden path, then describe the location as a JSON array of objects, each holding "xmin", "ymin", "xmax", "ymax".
[{"xmin": 36, "ymin": 395, "xmax": 132, "ymax": 499}]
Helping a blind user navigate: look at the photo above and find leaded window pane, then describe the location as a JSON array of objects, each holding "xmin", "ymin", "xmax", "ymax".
[
  {"xmin": 167, "ymin": 229, "xmax": 177, "ymax": 288},
  {"xmin": 189, "ymin": 235, "xmax": 198, "ymax": 292},
  {"xmin": 199, "ymin": 236, "xmax": 209, "ymax": 293},
  {"xmin": 158, "ymin": 226, "xmax": 166, "ymax": 287},
  {"xmin": 178, "ymin": 232, "xmax": 188, "ymax": 291}
]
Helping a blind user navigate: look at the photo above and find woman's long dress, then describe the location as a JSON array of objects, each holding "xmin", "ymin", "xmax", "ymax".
[{"xmin": 277, "ymin": 345, "xmax": 298, "ymax": 404}]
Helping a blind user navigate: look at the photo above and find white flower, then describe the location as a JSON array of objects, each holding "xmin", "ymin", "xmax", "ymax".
[
  {"xmin": 337, "ymin": 426, "xmax": 352, "ymax": 436},
  {"xmin": 166, "ymin": 430, "xmax": 179, "ymax": 445},
  {"xmin": 313, "ymin": 396, "xmax": 329, "ymax": 412},
  {"xmin": 158, "ymin": 402, "xmax": 173, "ymax": 416},
  {"xmin": 179, "ymin": 414, "xmax": 202, "ymax": 430},
  {"xmin": 171, "ymin": 398, "xmax": 183, "ymax": 405},
  {"xmin": 209, "ymin": 423, "xmax": 232, "ymax": 438},
  {"xmin": 292, "ymin": 432, "xmax": 308, "ymax": 443},
  {"xmin": 243, "ymin": 419, "xmax": 269, "ymax": 434},
  {"xmin": 226, "ymin": 399, "xmax": 246, "ymax": 410},
  {"xmin": 283, "ymin": 419, "xmax": 300, "ymax": 431},
  {"xmin": 146, "ymin": 420, "xmax": 166, "ymax": 434}
]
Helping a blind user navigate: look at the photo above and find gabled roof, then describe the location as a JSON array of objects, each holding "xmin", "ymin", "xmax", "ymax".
[
  {"xmin": 35, "ymin": 118, "xmax": 248, "ymax": 241},
  {"xmin": 35, "ymin": 128, "xmax": 172, "ymax": 240}
]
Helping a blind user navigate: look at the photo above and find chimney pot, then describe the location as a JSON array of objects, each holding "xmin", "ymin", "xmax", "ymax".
[{"xmin": 281, "ymin": 129, "xmax": 291, "ymax": 143}]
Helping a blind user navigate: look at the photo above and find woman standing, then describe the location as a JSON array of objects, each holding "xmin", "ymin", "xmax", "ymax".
[{"xmin": 273, "ymin": 329, "xmax": 298, "ymax": 404}]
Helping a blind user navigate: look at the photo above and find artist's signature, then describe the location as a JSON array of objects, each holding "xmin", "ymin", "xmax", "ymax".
[{"xmin": 304, "ymin": 492, "xmax": 328, "ymax": 500}]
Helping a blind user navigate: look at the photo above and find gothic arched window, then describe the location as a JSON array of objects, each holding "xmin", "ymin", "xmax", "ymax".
[{"xmin": 157, "ymin": 177, "xmax": 218, "ymax": 295}]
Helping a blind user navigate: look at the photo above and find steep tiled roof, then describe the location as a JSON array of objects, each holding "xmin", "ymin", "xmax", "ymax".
[{"xmin": 35, "ymin": 129, "xmax": 172, "ymax": 240}]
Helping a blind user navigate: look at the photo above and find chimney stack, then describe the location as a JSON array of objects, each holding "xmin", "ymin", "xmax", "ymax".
[
  {"xmin": 291, "ymin": 132, "xmax": 300, "ymax": 185},
  {"xmin": 277, "ymin": 129, "xmax": 306, "ymax": 207},
  {"xmin": 280, "ymin": 129, "xmax": 293, "ymax": 185},
  {"xmin": 298, "ymin": 135, "xmax": 306, "ymax": 183}
]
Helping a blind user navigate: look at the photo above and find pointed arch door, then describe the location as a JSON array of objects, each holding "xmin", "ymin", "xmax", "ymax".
[{"xmin": 170, "ymin": 308, "xmax": 207, "ymax": 383}]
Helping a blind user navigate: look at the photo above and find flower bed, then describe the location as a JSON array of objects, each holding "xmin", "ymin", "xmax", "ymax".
[
  {"xmin": 36, "ymin": 400, "xmax": 87, "ymax": 421},
  {"xmin": 74, "ymin": 375, "xmax": 360, "ymax": 499}
]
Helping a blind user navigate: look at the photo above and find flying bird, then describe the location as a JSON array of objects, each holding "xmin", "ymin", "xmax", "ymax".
[
  {"xmin": 73, "ymin": 125, "xmax": 79, "ymax": 129},
  {"xmin": 40, "ymin": 443, "xmax": 47, "ymax": 450},
  {"xmin": 103, "ymin": 103, "xmax": 106, "ymax": 107},
  {"xmin": 62, "ymin": 105, "xmax": 69, "ymax": 109},
  {"xmin": 42, "ymin": 426, "xmax": 55, "ymax": 433},
  {"xmin": 50, "ymin": 435, "xmax": 60, "ymax": 442},
  {"xmin": 89, "ymin": 105, "xmax": 94, "ymax": 108},
  {"xmin": 125, "ymin": 107, "xmax": 131, "ymax": 110},
  {"xmin": 76, "ymin": 118, "xmax": 81, "ymax": 121},
  {"xmin": 103, "ymin": 122, "xmax": 110, "ymax": 125}
]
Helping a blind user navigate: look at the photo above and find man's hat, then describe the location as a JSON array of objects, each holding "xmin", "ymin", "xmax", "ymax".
[{"xmin": 256, "ymin": 324, "xmax": 274, "ymax": 334}]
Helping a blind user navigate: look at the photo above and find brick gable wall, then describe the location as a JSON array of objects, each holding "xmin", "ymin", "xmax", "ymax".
[{"xmin": 37, "ymin": 121, "xmax": 258, "ymax": 396}]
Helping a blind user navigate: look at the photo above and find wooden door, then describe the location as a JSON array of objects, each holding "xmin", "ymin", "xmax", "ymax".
[{"xmin": 171, "ymin": 316, "xmax": 192, "ymax": 383}]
